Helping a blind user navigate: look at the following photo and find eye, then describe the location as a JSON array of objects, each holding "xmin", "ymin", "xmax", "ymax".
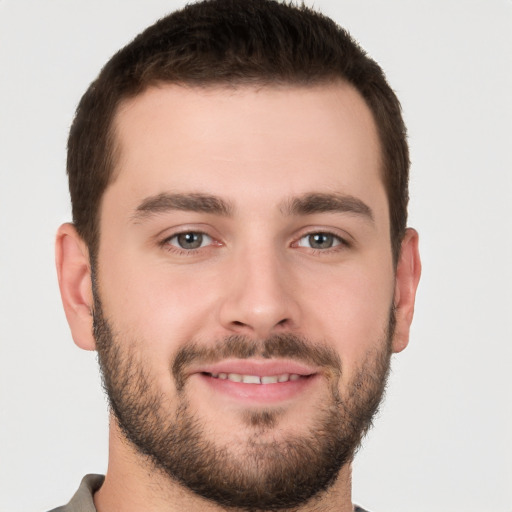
[
  {"xmin": 296, "ymin": 232, "xmax": 343, "ymax": 250},
  {"xmin": 166, "ymin": 232, "xmax": 213, "ymax": 250}
]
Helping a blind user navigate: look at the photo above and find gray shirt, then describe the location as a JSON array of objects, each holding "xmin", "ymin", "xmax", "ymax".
[
  {"xmin": 48, "ymin": 474, "xmax": 370, "ymax": 511},
  {"xmin": 48, "ymin": 475, "xmax": 104, "ymax": 512}
]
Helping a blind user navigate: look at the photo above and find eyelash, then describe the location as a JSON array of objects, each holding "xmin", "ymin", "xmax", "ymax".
[
  {"xmin": 160, "ymin": 231, "xmax": 217, "ymax": 256},
  {"xmin": 293, "ymin": 231, "xmax": 350, "ymax": 254},
  {"xmin": 159, "ymin": 230, "xmax": 350, "ymax": 256}
]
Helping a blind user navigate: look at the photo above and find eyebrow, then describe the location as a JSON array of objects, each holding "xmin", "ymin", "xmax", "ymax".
[
  {"xmin": 132, "ymin": 192, "xmax": 233, "ymax": 221},
  {"xmin": 281, "ymin": 192, "xmax": 374, "ymax": 221},
  {"xmin": 132, "ymin": 191, "xmax": 373, "ymax": 223}
]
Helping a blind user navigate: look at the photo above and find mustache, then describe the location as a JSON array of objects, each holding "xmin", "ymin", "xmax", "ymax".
[{"xmin": 172, "ymin": 333, "xmax": 341, "ymax": 391}]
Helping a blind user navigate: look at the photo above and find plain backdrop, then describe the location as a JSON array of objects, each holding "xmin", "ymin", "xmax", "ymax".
[{"xmin": 1, "ymin": 1, "xmax": 511, "ymax": 511}]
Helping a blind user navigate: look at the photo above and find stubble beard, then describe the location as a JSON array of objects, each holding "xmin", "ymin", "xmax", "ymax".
[{"xmin": 93, "ymin": 292, "xmax": 394, "ymax": 511}]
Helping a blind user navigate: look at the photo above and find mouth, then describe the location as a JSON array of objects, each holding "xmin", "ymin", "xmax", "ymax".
[
  {"xmin": 203, "ymin": 372, "xmax": 307, "ymax": 384},
  {"xmin": 191, "ymin": 360, "xmax": 319, "ymax": 404}
]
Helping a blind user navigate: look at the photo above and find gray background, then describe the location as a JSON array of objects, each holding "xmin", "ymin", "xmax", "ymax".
[{"xmin": 1, "ymin": 1, "xmax": 511, "ymax": 510}]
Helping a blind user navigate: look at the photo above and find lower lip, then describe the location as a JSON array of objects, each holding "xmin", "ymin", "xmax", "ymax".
[{"xmin": 196, "ymin": 373, "xmax": 318, "ymax": 403}]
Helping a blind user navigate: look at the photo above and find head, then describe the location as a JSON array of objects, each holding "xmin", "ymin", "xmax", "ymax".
[{"xmin": 57, "ymin": 1, "xmax": 420, "ymax": 510}]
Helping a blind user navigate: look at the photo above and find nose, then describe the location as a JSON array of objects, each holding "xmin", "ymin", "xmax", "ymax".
[{"xmin": 218, "ymin": 247, "xmax": 301, "ymax": 339}]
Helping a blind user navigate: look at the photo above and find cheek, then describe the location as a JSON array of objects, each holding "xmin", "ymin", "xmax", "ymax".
[
  {"xmin": 96, "ymin": 250, "xmax": 203, "ymax": 351},
  {"xmin": 299, "ymin": 262, "xmax": 394, "ymax": 377},
  {"xmin": 97, "ymin": 261, "xmax": 213, "ymax": 396}
]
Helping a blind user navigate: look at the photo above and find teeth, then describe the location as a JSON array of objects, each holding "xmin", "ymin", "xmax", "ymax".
[
  {"xmin": 209, "ymin": 372, "xmax": 302, "ymax": 384},
  {"xmin": 242, "ymin": 375, "xmax": 261, "ymax": 384}
]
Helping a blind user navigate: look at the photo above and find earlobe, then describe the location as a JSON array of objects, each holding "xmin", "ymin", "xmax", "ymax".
[
  {"xmin": 392, "ymin": 228, "xmax": 421, "ymax": 353},
  {"xmin": 55, "ymin": 223, "xmax": 96, "ymax": 351}
]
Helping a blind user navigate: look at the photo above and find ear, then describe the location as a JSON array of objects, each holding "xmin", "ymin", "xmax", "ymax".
[
  {"xmin": 392, "ymin": 228, "xmax": 421, "ymax": 353},
  {"xmin": 55, "ymin": 223, "xmax": 96, "ymax": 351}
]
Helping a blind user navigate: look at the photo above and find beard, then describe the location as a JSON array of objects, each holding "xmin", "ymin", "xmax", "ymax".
[{"xmin": 93, "ymin": 290, "xmax": 394, "ymax": 511}]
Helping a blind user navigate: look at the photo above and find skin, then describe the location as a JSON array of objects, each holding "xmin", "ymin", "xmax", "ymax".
[{"xmin": 56, "ymin": 82, "xmax": 421, "ymax": 511}]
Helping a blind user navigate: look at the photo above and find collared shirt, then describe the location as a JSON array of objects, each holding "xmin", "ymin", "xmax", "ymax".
[
  {"xmin": 48, "ymin": 474, "xmax": 370, "ymax": 512},
  {"xmin": 48, "ymin": 475, "xmax": 104, "ymax": 512}
]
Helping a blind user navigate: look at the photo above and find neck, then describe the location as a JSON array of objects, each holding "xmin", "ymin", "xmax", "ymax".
[{"xmin": 94, "ymin": 417, "xmax": 354, "ymax": 512}]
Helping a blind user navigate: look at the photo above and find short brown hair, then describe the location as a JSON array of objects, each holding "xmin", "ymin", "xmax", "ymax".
[{"xmin": 67, "ymin": 0, "xmax": 409, "ymax": 263}]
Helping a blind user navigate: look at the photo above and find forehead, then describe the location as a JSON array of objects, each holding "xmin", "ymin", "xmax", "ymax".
[{"xmin": 106, "ymin": 82, "xmax": 385, "ymax": 219}]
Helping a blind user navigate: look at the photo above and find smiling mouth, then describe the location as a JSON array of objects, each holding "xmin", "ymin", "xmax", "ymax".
[{"xmin": 202, "ymin": 372, "xmax": 310, "ymax": 384}]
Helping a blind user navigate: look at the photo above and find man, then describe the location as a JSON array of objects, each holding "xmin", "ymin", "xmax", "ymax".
[{"xmin": 53, "ymin": 0, "xmax": 421, "ymax": 510}]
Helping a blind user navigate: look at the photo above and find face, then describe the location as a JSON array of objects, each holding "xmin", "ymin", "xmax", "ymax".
[{"xmin": 92, "ymin": 83, "xmax": 399, "ymax": 509}]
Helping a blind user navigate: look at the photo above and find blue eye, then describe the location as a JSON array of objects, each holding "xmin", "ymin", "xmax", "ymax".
[
  {"xmin": 297, "ymin": 232, "xmax": 342, "ymax": 249},
  {"xmin": 167, "ymin": 232, "xmax": 213, "ymax": 250}
]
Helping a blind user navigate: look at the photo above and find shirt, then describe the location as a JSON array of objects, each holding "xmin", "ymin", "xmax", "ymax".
[{"xmin": 48, "ymin": 474, "xmax": 370, "ymax": 511}]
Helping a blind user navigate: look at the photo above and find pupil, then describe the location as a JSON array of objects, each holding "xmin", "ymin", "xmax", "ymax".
[
  {"xmin": 310, "ymin": 233, "xmax": 332, "ymax": 249},
  {"xmin": 178, "ymin": 232, "xmax": 202, "ymax": 249}
]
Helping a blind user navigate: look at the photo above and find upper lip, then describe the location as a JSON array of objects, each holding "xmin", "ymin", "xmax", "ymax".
[{"xmin": 190, "ymin": 359, "xmax": 318, "ymax": 378}]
